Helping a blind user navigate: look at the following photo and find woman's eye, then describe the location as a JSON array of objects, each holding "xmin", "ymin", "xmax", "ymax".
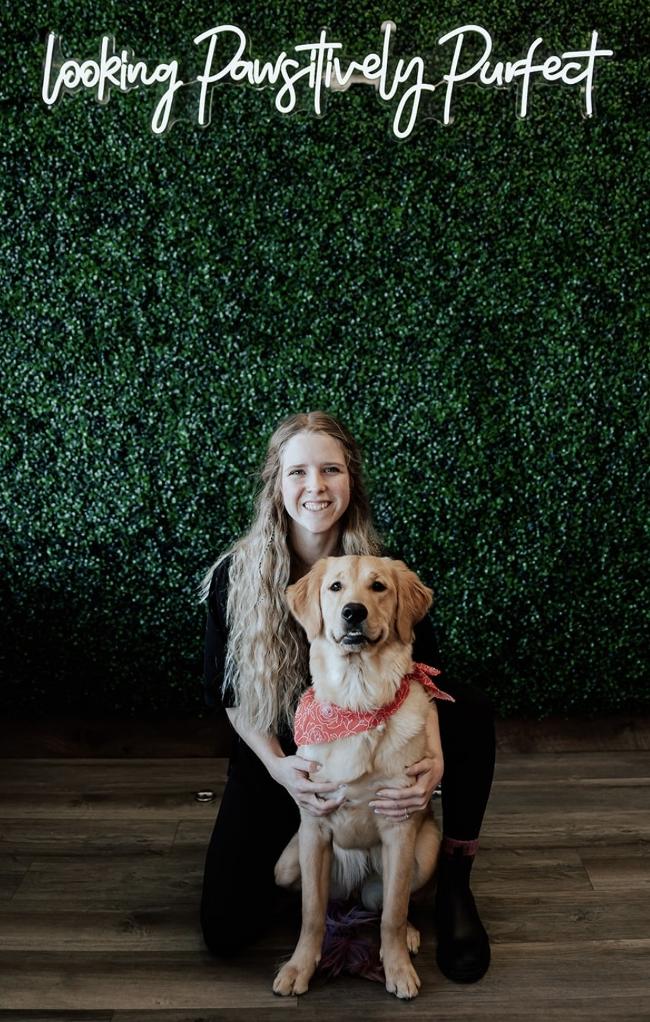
[
  {"xmin": 329, "ymin": 581, "xmax": 342, "ymax": 592},
  {"xmin": 325, "ymin": 466, "xmax": 341, "ymax": 473},
  {"xmin": 289, "ymin": 469, "xmax": 304, "ymax": 476},
  {"xmin": 371, "ymin": 580, "xmax": 387, "ymax": 592}
]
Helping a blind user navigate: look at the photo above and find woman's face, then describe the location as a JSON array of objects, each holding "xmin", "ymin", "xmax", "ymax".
[{"xmin": 280, "ymin": 431, "xmax": 351, "ymax": 540}]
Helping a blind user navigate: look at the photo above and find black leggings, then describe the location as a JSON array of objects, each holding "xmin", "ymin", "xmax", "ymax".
[{"xmin": 200, "ymin": 679, "xmax": 495, "ymax": 956}]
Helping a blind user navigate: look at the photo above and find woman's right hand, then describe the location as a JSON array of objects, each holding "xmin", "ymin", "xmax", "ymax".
[{"xmin": 269, "ymin": 755, "xmax": 346, "ymax": 817}]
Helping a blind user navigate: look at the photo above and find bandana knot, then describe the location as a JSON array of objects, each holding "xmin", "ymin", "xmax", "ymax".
[{"xmin": 294, "ymin": 662, "xmax": 454, "ymax": 747}]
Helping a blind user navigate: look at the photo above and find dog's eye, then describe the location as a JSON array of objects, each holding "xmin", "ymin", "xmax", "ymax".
[
  {"xmin": 370, "ymin": 580, "xmax": 387, "ymax": 592},
  {"xmin": 329, "ymin": 581, "xmax": 342, "ymax": 592}
]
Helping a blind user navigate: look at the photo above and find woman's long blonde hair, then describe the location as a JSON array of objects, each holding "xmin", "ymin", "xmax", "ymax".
[{"xmin": 200, "ymin": 411, "xmax": 382, "ymax": 733}]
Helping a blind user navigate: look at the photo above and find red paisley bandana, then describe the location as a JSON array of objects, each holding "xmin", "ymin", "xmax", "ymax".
[{"xmin": 294, "ymin": 662, "xmax": 455, "ymax": 746}]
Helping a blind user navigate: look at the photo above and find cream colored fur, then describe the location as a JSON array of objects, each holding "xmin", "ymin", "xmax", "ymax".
[{"xmin": 273, "ymin": 556, "xmax": 442, "ymax": 1000}]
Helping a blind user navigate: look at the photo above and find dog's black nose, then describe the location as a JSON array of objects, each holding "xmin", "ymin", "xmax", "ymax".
[{"xmin": 341, "ymin": 603, "xmax": 368, "ymax": 625}]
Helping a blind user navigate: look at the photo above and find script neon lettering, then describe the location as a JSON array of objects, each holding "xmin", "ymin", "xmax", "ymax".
[{"xmin": 41, "ymin": 24, "xmax": 615, "ymax": 137}]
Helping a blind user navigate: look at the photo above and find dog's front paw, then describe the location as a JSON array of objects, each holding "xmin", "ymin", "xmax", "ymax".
[
  {"xmin": 383, "ymin": 957, "xmax": 422, "ymax": 1000},
  {"xmin": 273, "ymin": 958, "xmax": 315, "ymax": 997}
]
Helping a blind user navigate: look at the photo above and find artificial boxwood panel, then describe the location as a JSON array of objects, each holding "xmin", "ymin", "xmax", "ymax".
[{"xmin": 1, "ymin": 1, "xmax": 647, "ymax": 717}]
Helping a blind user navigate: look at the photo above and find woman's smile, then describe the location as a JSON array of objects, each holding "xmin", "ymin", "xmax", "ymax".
[{"xmin": 303, "ymin": 500, "xmax": 332, "ymax": 511}]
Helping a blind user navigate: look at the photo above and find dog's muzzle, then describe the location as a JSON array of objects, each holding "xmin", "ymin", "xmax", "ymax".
[{"xmin": 340, "ymin": 603, "xmax": 377, "ymax": 646}]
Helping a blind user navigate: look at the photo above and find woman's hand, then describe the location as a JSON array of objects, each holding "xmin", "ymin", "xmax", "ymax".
[
  {"xmin": 225, "ymin": 709, "xmax": 345, "ymax": 817},
  {"xmin": 269, "ymin": 754, "xmax": 347, "ymax": 817},
  {"xmin": 369, "ymin": 754, "xmax": 443, "ymax": 818},
  {"xmin": 369, "ymin": 704, "xmax": 444, "ymax": 819}
]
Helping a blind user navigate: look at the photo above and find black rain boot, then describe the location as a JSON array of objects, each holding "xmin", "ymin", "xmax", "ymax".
[{"xmin": 434, "ymin": 837, "xmax": 490, "ymax": 983}]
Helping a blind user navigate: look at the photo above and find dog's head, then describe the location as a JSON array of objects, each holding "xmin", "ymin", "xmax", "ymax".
[{"xmin": 286, "ymin": 555, "xmax": 432, "ymax": 652}]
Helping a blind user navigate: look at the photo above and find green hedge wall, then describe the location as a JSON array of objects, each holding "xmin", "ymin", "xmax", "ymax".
[{"xmin": 1, "ymin": 1, "xmax": 647, "ymax": 717}]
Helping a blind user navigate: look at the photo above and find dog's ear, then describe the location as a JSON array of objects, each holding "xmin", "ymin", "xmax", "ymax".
[
  {"xmin": 285, "ymin": 559, "xmax": 327, "ymax": 641},
  {"xmin": 393, "ymin": 561, "xmax": 433, "ymax": 644}
]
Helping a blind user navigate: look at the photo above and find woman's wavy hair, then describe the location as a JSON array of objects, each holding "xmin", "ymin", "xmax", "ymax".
[{"xmin": 199, "ymin": 411, "xmax": 382, "ymax": 733}]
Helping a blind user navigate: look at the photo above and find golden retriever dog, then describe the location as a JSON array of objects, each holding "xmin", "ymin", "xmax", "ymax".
[{"xmin": 273, "ymin": 555, "xmax": 448, "ymax": 1000}]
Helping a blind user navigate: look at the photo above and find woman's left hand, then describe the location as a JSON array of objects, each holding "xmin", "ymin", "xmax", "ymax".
[
  {"xmin": 369, "ymin": 705, "xmax": 444, "ymax": 818},
  {"xmin": 369, "ymin": 755, "xmax": 443, "ymax": 818}
]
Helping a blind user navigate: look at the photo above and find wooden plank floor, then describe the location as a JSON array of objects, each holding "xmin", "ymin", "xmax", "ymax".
[{"xmin": 1, "ymin": 751, "xmax": 649, "ymax": 1020}]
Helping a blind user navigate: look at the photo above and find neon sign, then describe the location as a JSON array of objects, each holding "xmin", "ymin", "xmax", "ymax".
[{"xmin": 41, "ymin": 22, "xmax": 614, "ymax": 139}]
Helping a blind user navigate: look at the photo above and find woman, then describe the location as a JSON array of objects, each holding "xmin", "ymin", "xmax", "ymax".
[{"xmin": 200, "ymin": 411, "xmax": 495, "ymax": 984}]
